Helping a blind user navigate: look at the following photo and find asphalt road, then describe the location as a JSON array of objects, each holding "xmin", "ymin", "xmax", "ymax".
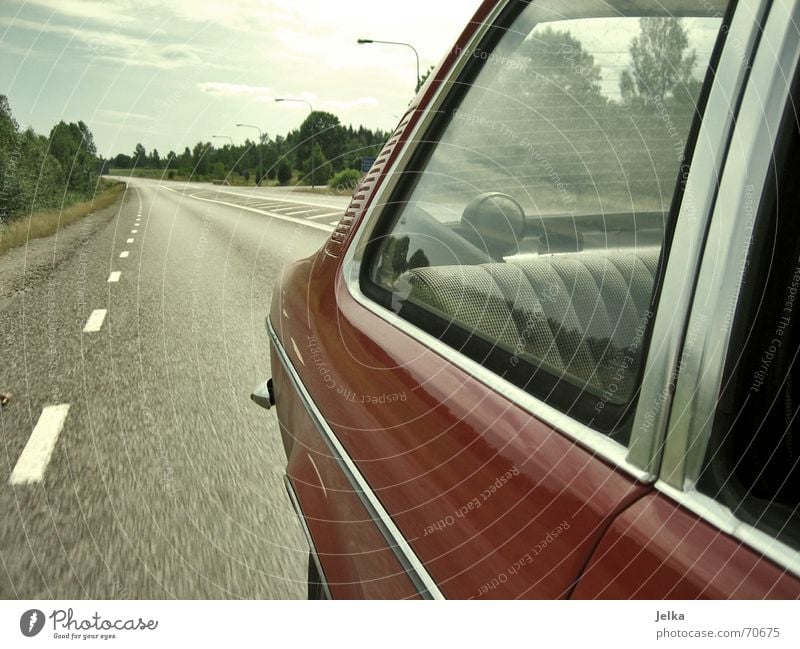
[{"xmin": 0, "ymin": 178, "xmax": 347, "ymax": 598}]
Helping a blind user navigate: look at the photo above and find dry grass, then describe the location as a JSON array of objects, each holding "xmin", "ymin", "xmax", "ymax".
[{"xmin": 0, "ymin": 181, "xmax": 125, "ymax": 256}]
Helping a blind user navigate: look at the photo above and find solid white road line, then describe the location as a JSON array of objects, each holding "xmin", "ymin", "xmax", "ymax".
[
  {"xmin": 83, "ymin": 309, "xmax": 107, "ymax": 333},
  {"xmin": 126, "ymin": 238, "xmax": 134, "ymax": 243},
  {"xmin": 309, "ymin": 211, "xmax": 345, "ymax": 220},
  {"xmin": 107, "ymin": 271, "xmax": 121, "ymax": 283},
  {"xmin": 158, "ymin": 185, "xmax": 334, "ymax": 232},
  {"xmin": 8, "ymin": 404, "xmax": 71, "ymax": 485}
]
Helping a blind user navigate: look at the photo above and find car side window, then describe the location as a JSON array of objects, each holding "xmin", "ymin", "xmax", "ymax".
[
  {"xmin": 698, "ymin": 98, "xmax": 800, "ymax": 551},
  {"xmin": 363, "ymin": 1, "xmax": 729, "ymax": 439}
]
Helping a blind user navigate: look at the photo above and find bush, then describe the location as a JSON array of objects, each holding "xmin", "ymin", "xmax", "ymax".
[
  {"xmin": 329, "ymin": 168, "xmax": 362, "ymax": 193},
  {"xmin": 167, "ymin": 169, "xmax": 175, "ymax": 179}
]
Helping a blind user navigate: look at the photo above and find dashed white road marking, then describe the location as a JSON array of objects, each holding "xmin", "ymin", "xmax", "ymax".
[
  {"xmin": 119, "ymin": 251, "xmax": 129, "ymax": 258},
  {"xmin": 283, "ymin": 208, "xmax": 314, "ymax": 216},
  {"xmin": 107, "ymin": 271, "xmax": 121, "ymax": 283},
  {"xmin": 131, "ymin": 229, "xmax": 138, "ymax": 233},
  {"xmin": 83, "ymin": 309, "xmax": 107, "ymax": 333},
  {"xmin": 8, "ymin": 404, "xmax": 71, "ymax": 485},
  {"xmin": 126, "ymin": 238, "xmax": 134, "ymax": 243}
]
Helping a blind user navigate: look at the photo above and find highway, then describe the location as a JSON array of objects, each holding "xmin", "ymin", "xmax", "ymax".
[{"xmin": 0, "ymin": 179, "xmax": 347, "ymax": 598}]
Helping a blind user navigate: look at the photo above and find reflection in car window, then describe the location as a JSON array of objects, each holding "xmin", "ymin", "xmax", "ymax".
[{"xmin": 366, "ymin": 1, "xmax": 729, "ymax": 437}]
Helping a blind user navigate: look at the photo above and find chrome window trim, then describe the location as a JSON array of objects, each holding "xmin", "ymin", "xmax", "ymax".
[
  {"xmin": 341, "ymin": 0, "xmax": 747, "ymax": 483},
  {"xmin": 627, "ymin": 0, "xmax": 770, "ymax": 473},
  {"xmin": 655, "ymin": 481, "xmax": 800, "ymax": 578},
  {"xmin": 283, "ymin": 475, "xmax": 333, "ymax": 600},
  {"xmin": 655, "ymin": 0, "xmax": 800, "ymax": 577},
  {"xmin": 662, "ymin": 0, "xmax": 800, "ymax": 492},
  {"xmin": 268, "ymin": 318, "xmax": 444, "ymax": 600}
]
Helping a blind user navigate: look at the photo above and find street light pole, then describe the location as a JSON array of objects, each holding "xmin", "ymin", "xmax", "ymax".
[
  {"xmin": 275, "ymin": 98, "xmax": 315, "ymax": 189},
  {"xmin": 235, "ymin": 123, "xmax": 263, "ymax": 186},
  {"xmin": 357, "ymin": 38, "xmax": 420, "ymax": 92}
]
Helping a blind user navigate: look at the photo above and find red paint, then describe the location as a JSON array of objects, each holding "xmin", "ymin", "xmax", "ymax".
[
  {"xmin": 572, "ymin": 495, "xmax": 799, "ymax": 599},
  {"xmin": 267, "ymin": 0, "xmax": 800, "ymax": 599}
]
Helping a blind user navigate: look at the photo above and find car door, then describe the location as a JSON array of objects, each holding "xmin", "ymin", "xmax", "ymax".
[
  {"xmin": 572, "ymin": 0, "xmax": 800, "ymax": 599},
  {"xmin": 286, "ymin": 0, "xmax": 740, "ymax": 599}
]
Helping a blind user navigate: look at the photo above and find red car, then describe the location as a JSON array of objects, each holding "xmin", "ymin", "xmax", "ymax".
[{"xmin": 254, "ymin": 0, "xmax": 800, "ymax": 598}]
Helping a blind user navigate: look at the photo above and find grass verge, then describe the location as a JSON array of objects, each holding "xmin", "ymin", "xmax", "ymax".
[{"xmin": 0, "ymin": 180, "xmax": 126, "ymax": 256}]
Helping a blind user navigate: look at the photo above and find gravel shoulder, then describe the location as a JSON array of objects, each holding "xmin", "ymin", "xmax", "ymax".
[{"xmin": 0, "ymin": 185, "xmax": 131, "ymax": 313}]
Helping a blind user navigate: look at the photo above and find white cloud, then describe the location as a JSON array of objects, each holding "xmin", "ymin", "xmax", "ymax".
[
  {"xmin": 197, "ymin": 82, "xmax": 273, "ymax": 99},
  {"xmin": 14, "ymin": 0, "xmax": 134, "ymax": 25},
  {"xmin": 0, "ymin": 16, "xmax": 206, "ymax": 69},
  {"xmin": 97, "ymin": 109, "xmax": 155, "ymax": 121},
  {"xmin": 321, "ymin": 97, "xmax": 379, "ymax": 111}
]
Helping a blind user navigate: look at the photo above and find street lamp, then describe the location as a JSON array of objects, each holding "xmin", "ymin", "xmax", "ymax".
[
  {"xmin": 275, "ymin": 98, "xmax": 315, "ymax": 189},
  {"xmin": 357, "ymin": 38, "xmax": 420, "ymax": 92},
  {"xmin": 235, "ymin": 123, "xmax": 263, "ymax": 186}
]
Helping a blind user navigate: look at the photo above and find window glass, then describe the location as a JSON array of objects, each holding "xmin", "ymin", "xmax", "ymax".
[
  {"xmin": 698, "ymin": 106, "xmax": 800, "ymax": 550},
  {"xmin": 365, "ymin": 1, "xmax": 729, "ymax": 434}
]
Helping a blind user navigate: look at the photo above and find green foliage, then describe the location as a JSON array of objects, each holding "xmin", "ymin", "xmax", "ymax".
[
  {"xmin": 1, "ymin": 96, "xmax": 99, "ymax": 223},
  {"xmin": 277, "ymin": 162, "xmax": 292, "ymax": 185},
  {"xmin": 296, "ymin": 111, "xmax": 344, "ymax": 173},
  {"xmin": 106, "ymin": 112, "xmax": 387, "ymax": 187},
  {"xmin": 49, "ymin": 120, "xmax": 97, "ymax": 193},
  {"xmin": 512, "ymin": 27, "xmax": 604, "ymax": 107},
  {"xmin": 329, "ymin": 168, "xmax": 362, "ymax": 191},
  {"xmin": 211, "ymin": 161, "xmax": 226, "ymax": 179},
  {"xmin": 620, "ymin": 18, "xmax": 697, "ymax": 105}
]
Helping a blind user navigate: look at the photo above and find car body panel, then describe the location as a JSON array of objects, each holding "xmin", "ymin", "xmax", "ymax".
[
  {"xmin": 572, "ymin": 494, "xmax": 800, "ymax": 599},
  {"xmin": 265, "ymin": 0, "xmax": 800, "ymax": 599}
]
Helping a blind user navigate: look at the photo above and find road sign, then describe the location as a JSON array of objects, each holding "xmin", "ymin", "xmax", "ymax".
[{"xmin": 361, "ymin": 157, "xmax": 376, "ymax": 173}]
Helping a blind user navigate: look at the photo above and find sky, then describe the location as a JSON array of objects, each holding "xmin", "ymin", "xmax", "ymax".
[{"xmin": 0, "ymin": 0, "xmax": 483, "ymax": 158}]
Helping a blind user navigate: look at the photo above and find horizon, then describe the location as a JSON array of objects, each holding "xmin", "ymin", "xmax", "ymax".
[{"xmin": 0, "ymin": 0, "xmax": 483, "ymax": 158}]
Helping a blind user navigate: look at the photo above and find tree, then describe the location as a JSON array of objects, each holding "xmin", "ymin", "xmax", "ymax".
[
  {"xmin": 417, "ymin": 65, "xmax": 435, "ymax": 92},
  {"xmin": 308, "ymin": 143, "xmax": 332, "ymax": 185},
  {"xmin": 49, "ymin": 121, "xmax": 98, "ymax": 193},
  {"xmin": 211, "ymin": 161, "xmax": 226, "ymax": 180},
  {"xmin": 514, "ymin": 28, "xmax": 604, "ymax": 106},
  {"xmin": 133, "ymin": 143, "xmax": 146, "ymax": 164},
  {"xmin": 192, "ymin": 141, "xmax": 210, "ymax": 176},
  {"xmin": 277, "ymin": 161, "xmax": 292, "ymax": 185},
  {"xmin": 620, "ymin": 18, "xmax": 697, "ymax": 105},
  {"xmin": 150, "ymin": 148, "xmax": 161, "ymax": 169},
  {"xmin": 297, "ymin": 111, "xmax": 344, "ymax": 177}
]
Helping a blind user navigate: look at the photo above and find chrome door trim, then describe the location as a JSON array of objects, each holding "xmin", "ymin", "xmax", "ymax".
[
  {"xmin": 655, "ymin": 481, "xmax": 800, "ymax": 578},
  {"xmin": 657, "ymin": 0, "xmax": 800, "ymax": 578},
  {"xmin": 662, "ymin": 0, "xmax": 800, "ymax": 491},
  {"xmin": 284, "ymin": 475, "xmax": 333, "ymax": 600},
  {"xmin": 627, "ymin": 0, "xmax": 770, "ymax": 474},
  {"xmin": 341, "ymin": 0, "xmax": 750, "ymax": 482},
  {"xmin": 268, "ymin": 318, "xmax": 444, "ymax": 600}
]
